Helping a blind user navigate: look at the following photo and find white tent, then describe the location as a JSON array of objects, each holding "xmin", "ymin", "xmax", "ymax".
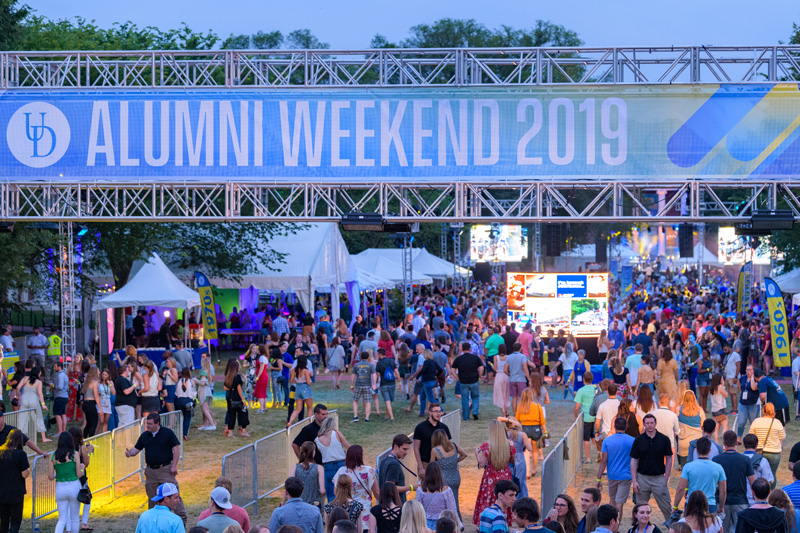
[
  {"xmin": 354, "ymin": 248, "xmax": 462, "ymax": 281},
  {"xmin": 95, "ymin": 253, "xmax": 200, "ymax": 310},
  {"xmin": 185, "ymin": 223, "xmax": 359, "ymax": 318},
  {"xmin": 774, "ymin": 269, "xmax": 800, "ymax": 294},
  {"xmin": 352, "ymin": 253, "xmax": 434, "ymax": 286}
]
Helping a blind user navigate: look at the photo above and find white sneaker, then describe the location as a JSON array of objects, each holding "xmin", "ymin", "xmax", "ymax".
[{"xmin": 205, "ymin": 426, "xmax": 217, "ymax": 431}]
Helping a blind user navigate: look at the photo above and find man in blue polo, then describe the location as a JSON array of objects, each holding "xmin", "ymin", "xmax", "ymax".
[
  {"xmin": 673, "ymin": 437, "xmax": 727, "ymax": 514},
  {"xmin": 135, "ymin": 483, "xmax": 184, "ymax": 533},
  {"xmin": 755, "ymin": 369, "xmax": 791, "ymax": 425}
]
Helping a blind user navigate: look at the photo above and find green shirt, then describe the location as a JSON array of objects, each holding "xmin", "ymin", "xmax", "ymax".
[
  {"xmin": 485, "ymin": 334, "xmax": 504, "ymax": 357},
  {"xmin": 574, "ymin": 384, "xmax": 597, "ymax": 422}
]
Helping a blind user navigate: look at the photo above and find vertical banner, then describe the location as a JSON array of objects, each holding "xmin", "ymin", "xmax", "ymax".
[
  {"xmin": 195, "ymin": 272, "xmax": 218, "ymax": 340},
  {"xmin": 737, "ymin": 261, "xmax": 753, "ymax": 316},
  {"xmin": 764, "ymin": 277, "xmax": 790, "ymax": 368},
  {"xmin": 620, "ymin": 266, "xmax": 633, "ymax": 298}
]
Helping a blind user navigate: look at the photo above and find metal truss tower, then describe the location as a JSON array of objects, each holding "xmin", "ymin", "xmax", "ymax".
[
  {"xmin": 402, "ymin": 235, "xmax": 414, "ymax": 309},
  {"xmin": 58, "ymin": 222, "xmax": 76, "ymax": 360}
]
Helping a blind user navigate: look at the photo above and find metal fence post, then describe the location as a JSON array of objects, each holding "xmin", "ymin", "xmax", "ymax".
[{"xmin": 252, "ymin": 440, "xmax": 259, "ymax": 516}]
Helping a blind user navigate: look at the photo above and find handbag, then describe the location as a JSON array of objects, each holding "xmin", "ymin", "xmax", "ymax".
[
  {"xmin": 756, "ymin": 418, "xmax": 775, "ymax": 454},
  {"xmin": 230, "ymin": 400, "xmax": 245, "ymax": 410},
  {"xmin": 77, "ymin": 474, "xmax": 92, "ymax": 504}
]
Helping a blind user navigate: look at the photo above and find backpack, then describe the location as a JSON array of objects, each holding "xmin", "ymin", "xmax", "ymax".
[{"xmin": 383, "ymin": 362, "xmax": 395, "ymax": 382}]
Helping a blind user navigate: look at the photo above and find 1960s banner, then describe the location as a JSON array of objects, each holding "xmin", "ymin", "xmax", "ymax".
[{"xmin": 2, "ymin": 83, "xmax": 800, "ymax": 181}]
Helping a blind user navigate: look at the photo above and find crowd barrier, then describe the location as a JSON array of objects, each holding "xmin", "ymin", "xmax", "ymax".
[
  {"xmin": 540, "ymin": 414, "xmax": 583, "ymax": 514},
  {"xmin": 375, "ymin": 409, "xmax": 463, "ymax": 488},
  {"xmin": 222, "ymin": 410, "xmax": 339, "ymax": 516},
  {"xmin": 5, "ymin": 408, "xmax": 37, "ymax": 452},
  {"xmin": 30, "ymin": 411, "xmax": 182, "ymax": 529}
]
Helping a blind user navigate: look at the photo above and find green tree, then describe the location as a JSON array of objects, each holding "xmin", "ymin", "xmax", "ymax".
[
  {"xmin": 222, "ymin": 29, "xmax": 283, "ymax": 50},
  {"xmin": 286, "ymin": 29, "xmax": 329, "ymax": 49},
  {"xmin": 0, "ymin": 227, "xmax": 60, "ymax": 319},
  {"xmin": 0, "ymin": 0, "xmax": 28, "ymax": 50}
]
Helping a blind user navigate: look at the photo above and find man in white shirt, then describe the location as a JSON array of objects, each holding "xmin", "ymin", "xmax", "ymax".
[
  {"xmin": 411, "ymin": 310, "xmax": 426, "ymax": 336},
  {"xmin": 594, "ymin": 384, "xmax": 621, "ymax": 441},
  {"xmin": 26, "ymin": 326, "xmax": 48, "ymax": 368},
  {"xmin": 0, "ymin": 327, "xmax": 14, "ymax": 352},
  {"xmin": 652, "ymin": 394, "xmax": 680, "ymax": 454},
  {"xmin": 723, "ymin": 344, "xmax": 741, "ymax": 414}
]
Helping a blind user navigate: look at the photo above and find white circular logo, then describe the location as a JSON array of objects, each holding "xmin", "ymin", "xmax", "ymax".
[
  {"xmin": 768, "ymin": 284, "xmax": 775, "ymax": 296},
  {"xmin": 7, "ymin": 102, "xmax": 70, "ymax": 168}
]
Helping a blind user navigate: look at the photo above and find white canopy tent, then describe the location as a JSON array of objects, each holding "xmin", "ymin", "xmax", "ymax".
[
  {"xmin": 353, "ymin": 248, "xmax": 462, "ymax": 282},
  {"xmin": 774, "ymin": 269, "xmax": 800, "ymax": 294},
  {"xmin": 95, "ymin": 253, "xmax": 201, "ymax": 311},
  {"xmin": 352, "ymin": 252, "xmax": 434, "ymax": 286},
  {"xmin": 179, "ymin": 223, "xmax": 359, "ymax": 321}
]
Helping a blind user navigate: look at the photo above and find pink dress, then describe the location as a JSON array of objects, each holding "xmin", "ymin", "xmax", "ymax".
[
  {"xmin": 493, "ymin": 357, "xmax": 510, "ymax": 411},
  {"xmin": 254, "ymin": 356, "xmax": 270, "ymax": 399}
]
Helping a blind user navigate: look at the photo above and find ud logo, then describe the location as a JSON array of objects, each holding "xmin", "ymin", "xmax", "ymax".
[{"xmin": 7, "ymin": 102, "xmax": 70, "ymax": 168}]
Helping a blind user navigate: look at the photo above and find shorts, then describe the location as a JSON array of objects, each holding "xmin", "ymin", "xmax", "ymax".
[
  {"xmin": 510, "ymin": 382, "xmax": 527, "ymax": 398},
  {"xmin": 398, "ymin": 365, "xmax": 409, "ymax": 378},
  {"xmin": 583, "ymin": 422, "xmax": 595, "ymax": 442},
  {"xmin": 607, "ymin": 479, "xmax": 631, "ymax": 503},
  {"xmin": 380, "ymin": 384, "xmax": 396, "ymax": 402},
  {"xmin": 413, "ymin": 381, "xmax": 424, "ymax": 395},
  {"xmin": 141, "ymin": 396, "xmax": 160, "ymax": 413},
  {"xmin": 295, "ymin": 383, "xmax": 313, "ymax": 401},
  {"xmin": 353, "ymin": 386, "xmax": 372, "ymax": 401},
  {"xmin": 486, "ymin": 355, "xmax": 495, "ymax": 371},
  {"xmin": 712, "ymin": 409, "xmax": 727, "ymax": 422},
  {"xmin": 53, "ymin": 397, "xmax": 68, "ymax": 416}
]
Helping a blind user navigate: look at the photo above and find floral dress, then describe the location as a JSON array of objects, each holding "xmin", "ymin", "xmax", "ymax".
[
  {"xmin": 67, "ymin": 370, "xmax": 84, "ymax": 422},
  {"xmin": 334, "ymin": 465, "xmax": 376, "ymax": 530},
  {"xmin": 472, "ymin": 441, "xmax": 515, "ymax": 526}
]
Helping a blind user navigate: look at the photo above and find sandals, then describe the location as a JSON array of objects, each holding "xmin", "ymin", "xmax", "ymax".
[
  {"xmin": 239, "ymin": 430, "xmax": 252, "ymax": 438},
  {"xmin": 223, "ymin": 428, "xmax": 233, "ymax": 437}
]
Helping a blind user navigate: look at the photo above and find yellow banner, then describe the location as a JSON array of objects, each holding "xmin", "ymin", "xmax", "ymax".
[
  {"xmin": 764, "ymin": 277, "xmax": 790, "ymax": 367},
  {"xmin": 195, "ymin": 272, "xmax": 218, "ymax": 340}
]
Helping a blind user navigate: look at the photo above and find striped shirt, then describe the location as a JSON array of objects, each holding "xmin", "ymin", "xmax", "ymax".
[
  {"xmin": 783, "ymin": 481, "xmax": 800, "ymax": 509},
  {"xmin": 747, "ymin": 417, "xmax": 786, "ymax": 454},
  {"xmin": 479, "ymin": 504, "xmax": 508, "ymax": 533}
]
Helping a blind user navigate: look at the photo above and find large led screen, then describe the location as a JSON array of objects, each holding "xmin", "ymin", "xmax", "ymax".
[
  {"xmin": 507, "ymin": 272, "xmax": 609, "ymax": 336},
  {"xmin": 470, "ymin": 224, "xmax": 528, "ymax": 262}
]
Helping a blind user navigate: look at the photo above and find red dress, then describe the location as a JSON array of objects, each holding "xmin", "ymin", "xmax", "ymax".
[
  {"xmin": 472, "ymin": 441, "xmax": 515, "ymax": 526},
  {"xmin": 254, "ymin": 356, "xmax": 270, "ymax": 399},
  {"xmin": 66, "ymin": 370, "xmax": 84, "ymax": 422}
]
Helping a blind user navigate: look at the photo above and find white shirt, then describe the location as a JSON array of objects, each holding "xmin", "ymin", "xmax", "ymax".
[
  {"xmin": 596, "ymin": 398, "xmax": 621, "ymax": 435},
  {"xmin": 653, "ymin": 406, "xmax": 680, "ymax": 451},
  {"xmin": 559, "ymin": 351, "xmax": 578, "ymax": 372},
  {"xmin": 28, "ymin": 333, "xmax": 48, "ymax": 356},
  {"xmin": 411, "ymin": 315, "xmax": 426, "ymax": 335},
  {"xmin": 0, "ymin": 334, "xmax": 13, "ymax": 351},
  {"xmin": 724, "ymin": 352, "xmax": 741, "ymax": 380}
]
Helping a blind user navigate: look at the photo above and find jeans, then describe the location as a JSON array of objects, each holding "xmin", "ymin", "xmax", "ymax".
[
  {"xmin": 762, "ymin": 451, "xmax": 781, "ymax": 488},
  {"xmin": 175, "ymin": 397, "xmax": 193, "ymax": 437},
  {"xmin": 55, "ymin": 480, "xmax": 80, "ymax": 533},
  {"xmin": 724, "ymin": 503, "xmax": 749, "ymax": 533},
  {"xmin": 323, "ymin": 460, "xmax": 344, "ymax": 502},
  {"xmin": 0, "ymin": 501, "xmax": 23, "ymax": 533},
  {"xmin": 737, "ymin": 403, "xmax": 760, "ymax": 437},
  {"xmin": 460, "ymin": 382, "xmax": 480, "ymax": 419},
  {"xmin": 420, "ymin": 381, "xmax": 437, "ymax": 415}
]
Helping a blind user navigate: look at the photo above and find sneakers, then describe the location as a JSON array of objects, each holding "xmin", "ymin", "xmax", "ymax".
[
  {"xmin": 473, "ymin": 414, "xmax": 479, "ymax": 420},
  {"xmin": 351, "ymin": 417, "xmax": 359, "ymax": 423},
  {"xmin": 364, "ymin": 419, "xmax": 370, "ymax": 423}
]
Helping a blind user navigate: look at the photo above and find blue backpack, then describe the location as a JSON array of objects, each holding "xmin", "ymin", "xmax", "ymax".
[{"xmin": 383, "ymin": 363, "xmax": 395, "ymax": 382}]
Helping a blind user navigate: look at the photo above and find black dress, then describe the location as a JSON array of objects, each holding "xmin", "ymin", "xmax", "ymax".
[{"xmin": 370, "ymin": 504, "xmax": 402, "ymax": 533}]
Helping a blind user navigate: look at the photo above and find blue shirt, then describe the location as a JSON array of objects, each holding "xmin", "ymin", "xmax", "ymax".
[
  {"xmin": 624, "ymin": 353, "xmax": 643, "ymax": 386},
  {"xmin": 758, "ymin": 376, "xmax": 789, "ymax": 410},
  {"xmin": 269, "ymin": 498, "xmax": 324, "ymax": 533},
  {"xmin": 479, "ymin": 504, "xmax": 508, "ymax": 533},
  {"xmin": 135, "ymin": 505, "xmax": 185, "ymax": 533},
  {"xmin": 609, "ymin": 329, "xmax": 625, "ymax": 350},
  {"xmin": 281, "ymin": 353, "xmax": 294, "ymax": 380},
  {"xmin": 783, "ymin": 480, "xmax": 800, "ymax": 509},
  {"xmin": 680, "ymin": 458, "xmax": 727, "ymax": 506},
  {"xmin": 573, "ymin": 361, "xmax": 590, "ymax": 391},
  {"xmin": 602, "ymin": 433, "xmax": 635, "ymax": 480}
]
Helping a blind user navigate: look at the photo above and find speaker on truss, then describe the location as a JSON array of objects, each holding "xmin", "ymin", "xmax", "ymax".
[
  {"xmin": 595, "ymin": 235, "xmax": 607, "ymax": 263},
  {"xmin": 679, "ymin": 224, "xmax": 694, "ymax": 258},
  {"xmin": 545, "ymin": 224, "xmax": 562, "ymax": 257}
]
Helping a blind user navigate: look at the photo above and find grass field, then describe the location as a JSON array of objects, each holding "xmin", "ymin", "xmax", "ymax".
[{"xmin": 25, "ymin": 368, "xmax": 800, "ymax": 533}]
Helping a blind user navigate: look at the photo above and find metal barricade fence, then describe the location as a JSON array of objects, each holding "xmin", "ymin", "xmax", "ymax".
[
  {"xmin": 440, "ymin": 410, "xmax": 462, "ymax": 446},
  {"xmin": 222, "ymin": 409, "xmax": 339, "ymax": 515},
  {"xmin": 111, "ymin": 418, "xmax": 145, "ymax": 498},
  {"xmin": 540, "ymin": 414, "xmax": 583, "ymax": 514},
  {"xmin": 159, "ymin": 411, "xmax": 184, "ymax": 469},
  {"xmin": 4, "ymin": 408, "xmax": 36, "ymax": 451}
]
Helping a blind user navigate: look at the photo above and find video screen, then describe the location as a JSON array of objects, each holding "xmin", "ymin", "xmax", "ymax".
[
  {"xmin": 718, "ymin": 226, "xmax": 772, "ymax": 265},
  {"xmin": 470, "ymin": 224, "xmax": 528, "ymax": 262},
  {"xmin": 508, "ymin": 272, "xmax": 609, "ymax": 336}
]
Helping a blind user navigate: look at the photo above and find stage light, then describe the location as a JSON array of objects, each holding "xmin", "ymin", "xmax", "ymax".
[
  {"xmin": 77, "ymin": 226, "xmax": 88, "ymax": 237},
  {"xmin": 164, "ymin": 311, "xmax": 170, "ymax": 318}
]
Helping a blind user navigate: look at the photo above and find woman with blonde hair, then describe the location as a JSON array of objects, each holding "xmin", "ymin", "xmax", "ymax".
[
  {"xmin": 323, "ymin": 475, "xmax": 363, "ymax": 526},
  {"xmin": 315, "ymin": 416, "xmax": 351, "ymax": 502},
  {"xmin": 399, "ymin": 500, "xmax": 429, "ymax": 533},
  {"xmin": 516, "ymin": 387, "xmax": 547, "ymax": 477},
  {"xmin": 473, "ymin": 420, "xmax": 515, "ymax": 526},
  {"xmin": 500, "ymin": 416, "xmax": 533, "ymax": 497},
  {"xmin": 81, "ymin": 366, "xmax": 102, "ymax": 438},
  {"xmin": 140, "ymin": 359, "xmax": 161, "ymax": 417},
  {"xmin": 196, "ymin": 356, "xmax": 216, "ymax": 430},
  {"xmin": 677, "ymin": 390, "xmax": 705, "ymax": 466},
  {"xmin": 670, "ymin": 380, "xmax": 690, "ymax": 414},
  {"xmin": 748, "ymin": 402, "xmax": 786, "ymax": 484}
]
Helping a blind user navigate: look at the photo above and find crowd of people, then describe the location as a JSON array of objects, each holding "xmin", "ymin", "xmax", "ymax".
[{"xmin": 6, "ymin": 263, "xmax": 800, "ymax": 533}]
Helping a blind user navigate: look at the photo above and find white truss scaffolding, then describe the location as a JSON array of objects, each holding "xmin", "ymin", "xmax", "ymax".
[{"xmin": 57, "ymin": 222, "xmax": 76, "ymax": 360}]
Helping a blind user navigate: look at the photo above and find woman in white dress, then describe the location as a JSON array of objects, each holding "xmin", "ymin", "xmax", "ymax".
[{"xmin": 18, "ymin": 367, "xmax": 50, "ymax": 443}]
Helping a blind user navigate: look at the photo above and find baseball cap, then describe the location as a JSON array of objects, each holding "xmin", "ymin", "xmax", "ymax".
[
  {"xmin": 210, "ymin": 487, "xmax": 233, "ymax": 509},
  {"xmin": 151, "ymin": 483, "xmax": 179, "ymax": 502}
]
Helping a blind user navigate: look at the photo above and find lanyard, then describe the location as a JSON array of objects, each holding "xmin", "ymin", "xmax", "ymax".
[{"xmin": 388, "ymin": 453, "xmax": 418, "ymax": 478}]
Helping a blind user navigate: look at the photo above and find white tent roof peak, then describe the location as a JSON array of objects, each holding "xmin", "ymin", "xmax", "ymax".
[{"xmin": 95, "ymin": 253, "xmax": 201, "ymax": 310}]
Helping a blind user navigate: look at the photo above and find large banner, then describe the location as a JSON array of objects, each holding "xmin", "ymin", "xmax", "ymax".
[
  {"xmin": 195, "ymin": 271, "xmax": 218, "ymax": 340},
  {"xmin": 737, "ymin": 261, "xmax": 753, "ymax": 316},
  {"xmin": 620, "ymin": 265, "xmax": 633, "ymax": 298},
  {"xmin": 764, "ymin": 277, "xmax": 790, "ymax": 368},
  {"xmin": 2, "ymin": 84, "xmax": 800, "ymax": 181}
]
